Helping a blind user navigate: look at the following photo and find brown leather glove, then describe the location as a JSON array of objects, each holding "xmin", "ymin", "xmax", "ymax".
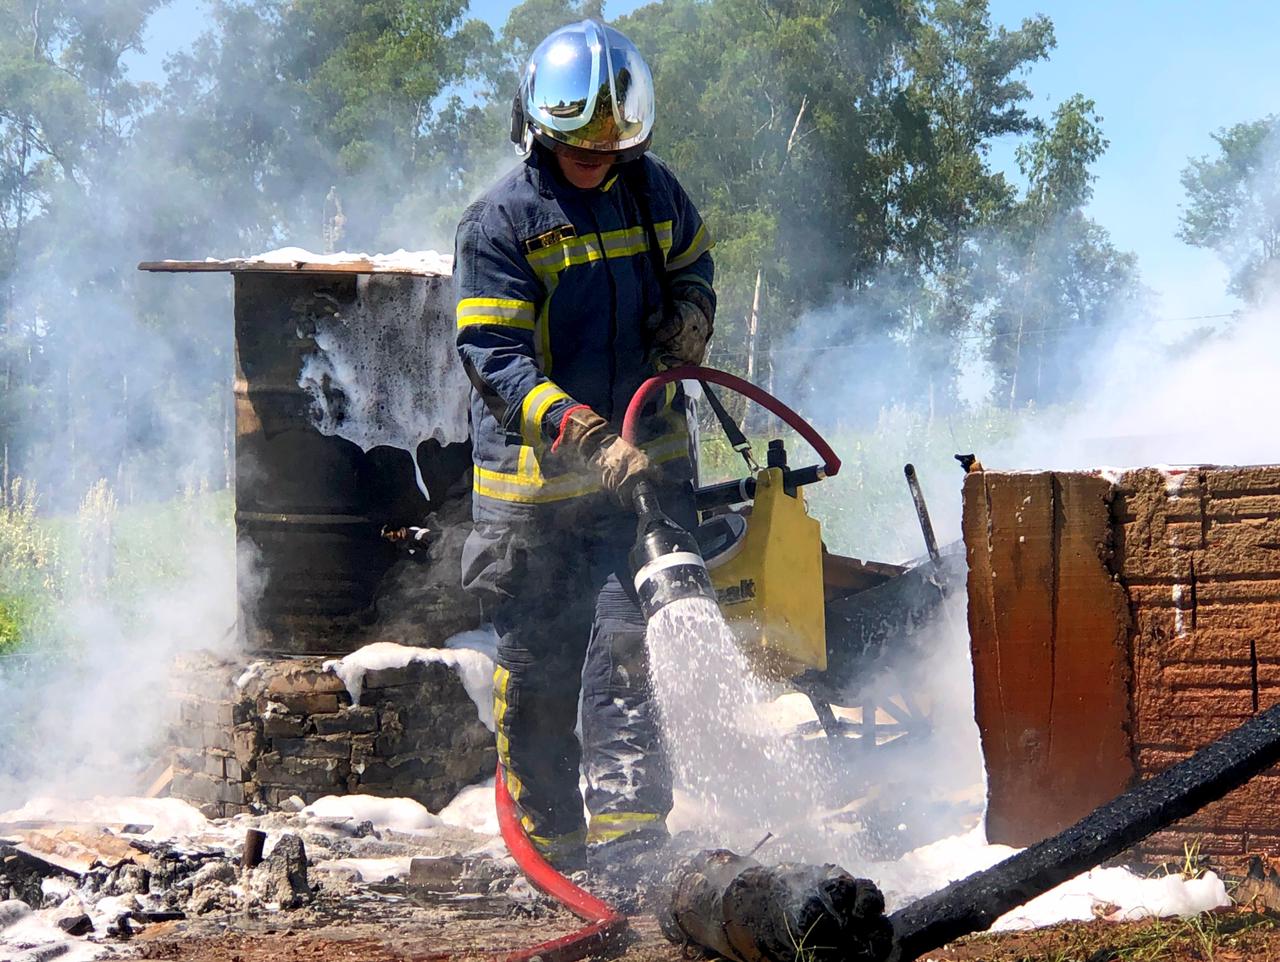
[
  {"xmin": 555, "ymin": 406, "xmax": 652, "ymax": 505},
  {"xmin": 594, "ymin": 436, "xmax": 652, "ymax": 506},
  {"xmin": 651, "ymin": 296, "xmax": 714, "ymax": 367}
]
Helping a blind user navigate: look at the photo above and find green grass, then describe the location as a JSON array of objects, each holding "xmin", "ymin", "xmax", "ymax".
[
  {"xmin": 696, "ymin": 403, "xmax": 1023, "ymax": 561},
  {"xmin": 956, "ymin": 909, "xmax": 1279, "ymax": 962},
  {"xmin": 0, "ymin": 477, "xmax": 233, "ymax": 655}
]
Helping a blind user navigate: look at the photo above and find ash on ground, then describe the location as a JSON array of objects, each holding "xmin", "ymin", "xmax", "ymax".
[{"xmin": 0, "ymin": 792, "xmax": 567, "ymax": 962}]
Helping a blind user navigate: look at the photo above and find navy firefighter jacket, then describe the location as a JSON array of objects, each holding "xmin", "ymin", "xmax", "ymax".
[{"xmin": 454, "ymin": 148, "xmax": 716, "ymax": 524}]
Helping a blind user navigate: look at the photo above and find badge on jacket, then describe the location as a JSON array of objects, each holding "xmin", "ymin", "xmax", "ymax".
[{"xmin": 524, "ymin": 225, "xmax": 576, "ymax": 254}]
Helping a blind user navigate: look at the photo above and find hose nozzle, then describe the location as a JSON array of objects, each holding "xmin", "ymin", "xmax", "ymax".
[{"xmin": 629, "ymin": 481, "xmax": 717, "ymax": 622}]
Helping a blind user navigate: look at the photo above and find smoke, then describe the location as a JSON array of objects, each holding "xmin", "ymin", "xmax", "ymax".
[
  {"xmin": 989, "ymin": 289, "xmax": 1280, "ymax": 472},
  {"xmin": 0, "ymin": 0, "xmax": 517, "ymax": 809},
  {"xmin": 689, "ymin": 128, "xmax": 1280, "ymax": 884},
  {"xmin": 0, "ymin": 22, "xmax": 243, "ymax": 807},
  {"xmin": 0, "ymin": 490, "xmax": 243, "ymax": 809}
]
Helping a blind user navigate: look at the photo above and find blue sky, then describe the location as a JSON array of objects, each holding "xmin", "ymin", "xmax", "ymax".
[{"xmin": 129, "ymin": 1, "xmax": 1279, "ymax": 320}]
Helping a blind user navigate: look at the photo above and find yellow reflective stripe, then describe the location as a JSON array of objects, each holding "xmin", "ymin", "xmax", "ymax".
[
  {"xmin": 528, "ymin": 828, "xmax": 588, "ymax": 861},
  {"xmin": 459, "ymin": 296, "xmax": 535, "ymax": 315},
  {"xmin": 457, "ymin": 296, "xmax": 537, "ymax": 330},
  {"xmin": 474, "ymin": 465, "xmax": 601, "ymax": 504},
  {"xmin": 526, "ymin": 222, "xmax": 675, "ymax": 281},
  {"xmin": 473, "ymin": 430, "xmax": 689, "ymax": 504},
  {"xmin": 493, "ymin": 665, "xmax": 512, "ymax": 766},
  {"xmin": 519, "ymin": 382, "xmax": 570, "ymax": 447},
  {"xmin": 536, "ymin": 273, "xmax": 559, "ymax": 374},
  {"xmin": 667, "ymin": 222, "xmax": 714, "ymax": 271},
  {"xmin": 672, "ymin": 272, "xmax": 712, "ymax": 293},
  {"xmin": 587, "ymin": 811, "xmax": 662, "ymax": 844},
  {"xmin": 494, "ymin": 665, "xmax": 527, "ymax": 814}
]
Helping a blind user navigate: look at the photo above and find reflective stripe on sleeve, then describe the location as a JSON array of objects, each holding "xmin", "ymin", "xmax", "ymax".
[
  {"xmin": 671, "ymin": 272, "xmax": 713, "ymax": 293},
  {"xmin": 473, "ymin": 429, "xmax": 691, "ymax": 505},
  {"xmin": 519, "ymin": 381, "xmax": 571, "ymax": 447},
  {"xmin": 457, "ymin": 296, "xmax": 537, "ymax": 330},
  {"xmin": 667, "ymin": 222, "xmax": 714, "ymax": 272}
]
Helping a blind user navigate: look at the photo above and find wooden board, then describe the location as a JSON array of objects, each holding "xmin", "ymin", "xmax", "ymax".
[
  {"xmin": 963, "ymin": 470, "xmax": 1134, "ymax": 846},
  {"xmin": 138, "ymin": 259, "xmax": 436, "ymax": 276},
  {"xmin": 822, "ymin": 551, "xmax": 906, "ymax": 602}
]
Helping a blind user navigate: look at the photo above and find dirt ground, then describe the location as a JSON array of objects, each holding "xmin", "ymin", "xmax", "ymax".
[{"xmin": 113, "ymin": 905, "xmax": 1280, "ymax": 962}]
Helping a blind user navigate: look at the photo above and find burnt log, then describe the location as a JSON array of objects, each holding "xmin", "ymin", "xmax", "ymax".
[
  {"xmin": 659, "ymin": 850, "xmax": 892, "ymax": 962},
  {"xmin": 242, "ymin": 829, "xmax": 267, "ymax": 870}
]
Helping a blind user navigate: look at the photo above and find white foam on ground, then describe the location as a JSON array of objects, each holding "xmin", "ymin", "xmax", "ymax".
[
  {"xmin": 999, "ymin": 867, "xmax": 1229, "ymax": 928},
  {"xmin": 439, "ymin": 778, "xmax": 499, "ymax": 836},
  {"xmin": 0, "ymin": 795, "xmax": 209, "ymax": 838},
  {"xmin": 301, "ymin": 795, "xmax": 441, "ymax": 832},
  {"xmin": 323, "ymin": 640, "xmax": 495, "ymax": 730},
  {"xmin": 2, "ymin": 908, "xmax": 111, "ymax": 960},
  {"xmin": 846, "ymin": 824, "xmax": 1230, "ymax": 928},
  {"xmin": 313, "ymin": 856, "xmax": 416, "ymax": 882}
]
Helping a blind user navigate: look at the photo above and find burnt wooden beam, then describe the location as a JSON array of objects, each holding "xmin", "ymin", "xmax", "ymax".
[{"xmin": 887, "ymin": 699, "xmax": 1280, "ymax": 960}]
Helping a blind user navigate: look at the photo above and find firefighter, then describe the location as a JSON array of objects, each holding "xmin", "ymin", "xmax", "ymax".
[{"xmin": 453, "ymin": 19, "xmax": 715, "ymax": 875}]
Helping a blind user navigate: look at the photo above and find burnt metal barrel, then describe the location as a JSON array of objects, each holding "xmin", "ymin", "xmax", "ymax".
[{"xmin": 233, "ymin": 271, "xmax": 466, "ymax": 654}]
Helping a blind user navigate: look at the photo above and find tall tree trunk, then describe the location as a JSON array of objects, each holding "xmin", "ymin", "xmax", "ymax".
[{"xmin": 746, "ymin": 269, "xmax": 762, "ymax": 384}]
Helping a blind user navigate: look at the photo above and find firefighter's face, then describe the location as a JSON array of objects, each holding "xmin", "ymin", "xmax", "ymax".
[{"xmin": 556, "ymin": 151, "xmax": 615, "ymax": 189}]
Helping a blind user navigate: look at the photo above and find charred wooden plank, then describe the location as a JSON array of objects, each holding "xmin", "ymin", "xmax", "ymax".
[{"xmin": 888, "ymin": 700, "xmax": 1280, "ymax": 960}]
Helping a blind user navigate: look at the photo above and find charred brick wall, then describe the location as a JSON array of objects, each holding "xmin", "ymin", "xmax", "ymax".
[
  {"xmin": 965, "ymin": 465, "xmax": 1280, "ymax": 873},
  {"xmin": 170, "ymin": 654, "xmax": 493, "ymax": 818}
]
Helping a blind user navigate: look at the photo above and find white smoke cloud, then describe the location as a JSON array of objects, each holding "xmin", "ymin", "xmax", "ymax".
[{"xmin": 0, "ymin": 498, "xmax": 240, "ymax": 808}]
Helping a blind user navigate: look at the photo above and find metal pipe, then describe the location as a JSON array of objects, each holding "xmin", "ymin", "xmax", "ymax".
[{"xmin": 903, "ymin": 464, "xmax": 939, "ymax": 563}]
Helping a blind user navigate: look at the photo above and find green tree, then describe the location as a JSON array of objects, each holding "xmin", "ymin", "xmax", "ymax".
[
  {"xmin": 0, "ymin": 0, "xmax": 167, "ymax": 503},
  {"xmin": 1178, "ymin": 116, "xmax": 1280, "ymax": 303},
  {"xmin": 985, "ymin": 95, "xmax": 1143, "ymax": 406},
  {"xmin": 620, "ymin": 0, "xmax": 1067, "ymax": 408}
]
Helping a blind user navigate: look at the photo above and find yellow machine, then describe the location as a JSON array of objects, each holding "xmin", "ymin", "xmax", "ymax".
[{"xmin": 702, "ymin": 465, "xmax": 827, "ymax": 679}]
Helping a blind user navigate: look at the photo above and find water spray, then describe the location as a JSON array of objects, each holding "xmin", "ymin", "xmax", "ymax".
[{"xmin": 497, "ymin": 365, "xmax": 844, "ymax": 962}]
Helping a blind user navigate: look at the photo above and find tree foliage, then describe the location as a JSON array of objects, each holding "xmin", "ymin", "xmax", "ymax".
[
  {"xmin": 1178, "ymin": 116, "xmax": 1280, "ymax": 303},
  {"xmin": 622, "ymin": 0, "xmax": 1138, "ymax": 410},
  {"xmin": 0, "ymin": 0, "xmax": 1146, "ymax": 508}
]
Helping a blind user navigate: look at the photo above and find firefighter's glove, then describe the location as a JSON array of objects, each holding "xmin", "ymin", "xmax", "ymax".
[
  {"xmin": 556, "ymin": 406, "xmax": 652, "ymax": 506},
  {"xmin": 652, "ymin": 296, "xmax": 714, "ymax": 368},
  {"xmin": 594, "ymin": 436, "xmax": 652, "ymax": 507}
]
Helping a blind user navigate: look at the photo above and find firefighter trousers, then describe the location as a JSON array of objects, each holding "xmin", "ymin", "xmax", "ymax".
[{"xmin": 462, "ymin": 497, "xmax": 691, "ymax": 867}]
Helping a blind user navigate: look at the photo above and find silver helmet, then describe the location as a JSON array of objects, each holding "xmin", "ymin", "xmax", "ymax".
[{"xmin": 511, "ymin": 20, "xmax": 655, "ymax": 162}]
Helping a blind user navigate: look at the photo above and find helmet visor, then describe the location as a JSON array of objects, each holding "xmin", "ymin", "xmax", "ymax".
[
  {"xmin": 527, "ymin": 30, "xmax": 599, "ymax": 128},
  {"xmin": 604, "ymin": 33, "xmax": 654, "ymax": 145},
  {"xmin": 525, "ymin": 21, "xmax": 654, "ymax": 156}
]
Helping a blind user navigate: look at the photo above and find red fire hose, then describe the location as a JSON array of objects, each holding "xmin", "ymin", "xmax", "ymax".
[
  {"xmin": 621, "ymin": 364, "xmax": 841, "ymax": 476},
  {"xmin": 495, "ymin": 766, "xmax": 626, "ymax": 962},
  {"xmin": 494, "ymin": 365, "xmax": 837, "ymax": 962}
]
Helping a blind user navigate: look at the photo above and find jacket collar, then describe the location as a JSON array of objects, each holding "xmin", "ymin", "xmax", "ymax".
[{"xmin": 527, "ymin": 146, "xmax": 622, "ymax": 199}]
